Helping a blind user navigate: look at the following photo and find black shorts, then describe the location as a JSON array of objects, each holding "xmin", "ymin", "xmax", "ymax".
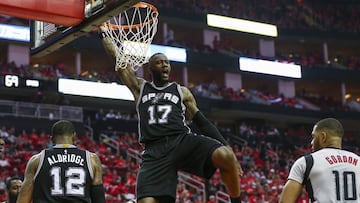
[{"xmin": 136, "ymin": 132, "xmax": 223, "ymax": 200}]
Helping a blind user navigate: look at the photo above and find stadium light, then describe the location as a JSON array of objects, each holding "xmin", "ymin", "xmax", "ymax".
[
  {"xmin": 207, "ymin": 14, "xmax": 278, "ymax": 37},
  {"xmin": 58, "ymin": 78, "xmax": 134, "ymax": 101},
  {"xmin": 239, "ymin": 57, "xmax": 302, "ymax": 78},
  {"xmin": 0, "ymin": 24, "xmax": 30, "ymax": 42},
  {"xmin": 148, "ymin": 44, "xmax": 187, "ymax": 63},
  {"xmin": 121, "ymin": 42, "xmax": 187, "ymax": 63}
]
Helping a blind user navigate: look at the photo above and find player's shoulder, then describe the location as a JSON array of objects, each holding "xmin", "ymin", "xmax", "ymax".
[
  {"xmin": 293, "ymin": 154, "xmax": 307, "ymax": 165},
  {"xmin": 290, "ymin": 153, "xmax": 311, "ymax": 173},
  {"xmin": 30, "ymin": 150, "xmax": 44, "ymax": 161},
  {"xmin": 179, "ymin": 85, "xmax": 191, "ymax": 93},
  {"xmin": 87, "ymin": 151, "xmax": 100, "ymax": 160},
  {"xmin": 26, "ymin": 150, "xmax": 44, "ymax": 171},
  {"xmin": 88, "ymin": 151, "xmax": 102, "ymax": 168},
  {"xmin": 313, "ymin": 148, "xmax": 356, "ymax": 156},
  {"xmin": 339, "ymin": 149, "xmax": 360, "ymax": 160},
  {"xmin": 179, "ymin": 85, "xmax": 193, "ymax": 98}
]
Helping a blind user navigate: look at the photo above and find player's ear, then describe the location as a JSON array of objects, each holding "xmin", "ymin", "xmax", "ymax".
[
  {"xmin": 319, "ymin": 131, "xmax": 328, "ymax": 144},
  {"xmin": 50, "ymin": 136, "xmax": 55, "ymax": 144}
]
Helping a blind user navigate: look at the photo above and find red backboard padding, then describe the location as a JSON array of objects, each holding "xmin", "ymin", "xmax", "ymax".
[{"xmin": 0, "ymin": 0, "xmax": 85, "ymax": 26}]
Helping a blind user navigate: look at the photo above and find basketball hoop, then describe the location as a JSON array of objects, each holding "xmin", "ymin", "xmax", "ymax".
[{"xmin": 101, "ymin": 2, "xmax": 158, "ymax": 71}]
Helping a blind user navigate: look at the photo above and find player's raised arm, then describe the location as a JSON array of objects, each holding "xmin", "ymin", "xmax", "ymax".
[
  {"xmin": 116, "ymin": 64, "xmax": 145, "ymax": 102},
  {"xmin": 99, "ymin": 25, "xmax": 144, "ymax": 102},
  {"xmin": 16, "ymin": 153, "xmax": 41, "ymax": 203},
  {"xmin": 89, "ymin": 152, "xmax": 106, "ymax": 203}
]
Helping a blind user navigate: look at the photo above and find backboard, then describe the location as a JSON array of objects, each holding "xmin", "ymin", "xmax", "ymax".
[{"xmin": 30, "ymin": 0, "xmax": 141, "ymax": 58}]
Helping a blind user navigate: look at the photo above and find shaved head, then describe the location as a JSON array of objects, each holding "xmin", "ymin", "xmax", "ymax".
[
  {"xmin": 315, "ymin": 118, "xmax": 344, "ymax": 138},
  {"xmin": 51, "ymin": 120, "xmax": 75, "ymax": 138},
  {"xmin": 149, "ymin": 53, "xmax": 165, "ymax": 64}
]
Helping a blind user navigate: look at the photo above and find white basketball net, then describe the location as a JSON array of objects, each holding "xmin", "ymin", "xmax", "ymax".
[{"xmin": 102, "ymin": 2, "xmax": 158, "ymax": 71}]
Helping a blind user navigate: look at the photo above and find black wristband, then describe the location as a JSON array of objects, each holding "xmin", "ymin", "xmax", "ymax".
[
  {"xmin": 230, "ymin": 196, "xmax": 241, "ymax": 203},
  {"xmin": 90, "ymin": 184, "xmax": 106, "ymax": 203}
]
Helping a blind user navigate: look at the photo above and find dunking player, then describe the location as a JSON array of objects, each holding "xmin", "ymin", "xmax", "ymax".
[
  {"xmin": 279, "ymin": 118, "xmax": 360, "ymax": 203},
  {"xmin": 101, "ymin": 30, "xmax": 243, "ymax": 203},
  {"xmin": 16, "ymin": 120, "xmax": 105, "ymax": 203}
]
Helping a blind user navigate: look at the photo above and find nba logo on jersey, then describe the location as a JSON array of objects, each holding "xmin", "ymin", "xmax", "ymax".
[{"xmin": 151, "ymin": 93, "xmax": 164, "ymax": 104}]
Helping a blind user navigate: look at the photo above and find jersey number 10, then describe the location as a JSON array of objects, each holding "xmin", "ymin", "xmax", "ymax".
[{"xmin": 333, "ymin": 170, "xmax": 357, "ymax": 200}]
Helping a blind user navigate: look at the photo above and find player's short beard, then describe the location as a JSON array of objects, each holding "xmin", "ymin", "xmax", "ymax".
[
  {"xmin": 153, "ymin": 73, "xmax": 168, "ymax": 85},
  {"xmin": 313, "ymin": 138, "xmax": 321, "ymax": 152},
  {"xmin": 9, "ymin": 192, "xmax": 18, "ymax": 203}
]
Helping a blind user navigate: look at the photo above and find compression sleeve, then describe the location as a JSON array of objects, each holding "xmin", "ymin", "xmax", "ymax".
[
  {"xmin": 192, "ymin": 111, "xmax": 228, "ymax": 145},
  {"xmin": 91, "ymin": 184, "xmax": 106, "ymax": 203}
]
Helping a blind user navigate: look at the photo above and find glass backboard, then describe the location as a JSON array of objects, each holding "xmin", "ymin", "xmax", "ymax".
[{"xmin": 30, "ymin": 0, "xmax": 141, "ymax": 58}]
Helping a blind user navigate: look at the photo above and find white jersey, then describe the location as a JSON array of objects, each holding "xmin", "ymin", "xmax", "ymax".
[{"xmin": 289, "ymin": 148, "xmax": 360, "ymax": 203}]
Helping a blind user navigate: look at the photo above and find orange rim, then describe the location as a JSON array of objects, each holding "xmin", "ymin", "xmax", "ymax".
[{"xmin": 104, "ymin": 2, "xmax": 158, "ymax": 30}]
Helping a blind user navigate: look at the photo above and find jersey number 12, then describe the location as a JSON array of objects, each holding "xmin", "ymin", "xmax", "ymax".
[{"xmin": 50, "ymin": 167, "xmax": 85, "ymax": 196}]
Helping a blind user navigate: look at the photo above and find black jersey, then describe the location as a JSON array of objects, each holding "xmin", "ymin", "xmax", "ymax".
[
  {"xmin": 136, "ymin": 82, "xmax": 191, "ymax": 143},
  {"xmin": 33, "ymin": 144, "xmax": 93, "ymax": 203}
]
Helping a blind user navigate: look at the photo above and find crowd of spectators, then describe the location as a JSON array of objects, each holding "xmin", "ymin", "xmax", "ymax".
[
  {"xmin": 0, "ymin": 61, "xmax": 71, "ymax": 81},
  {"xmin": 190, "ymin": 81, "xmax": 355, "ymax": 112},
  {"xmin": 152, "ymin": 0, "xmax": 360, "ymax": 34},
  {"xmin": 159, "ymin": 23, "xmax": 360, "ymax": 71},
  {"xmin": 162, "ymin": 25, "xmax": 360, "ymax": 71},
  {"xmin": 2, "ymin": 0, "xmax": 360, "ymax": 34},
  {"xmin": 2, "ymin": 1, "xmax": 360, "ymax": 71},
  {"xmin": 151, "ymin": 0, "xmax": 360, "ymax": 70},
  {"xmin": 94, "ymin": 108, "xmax": 137, "ymax": 122}
]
